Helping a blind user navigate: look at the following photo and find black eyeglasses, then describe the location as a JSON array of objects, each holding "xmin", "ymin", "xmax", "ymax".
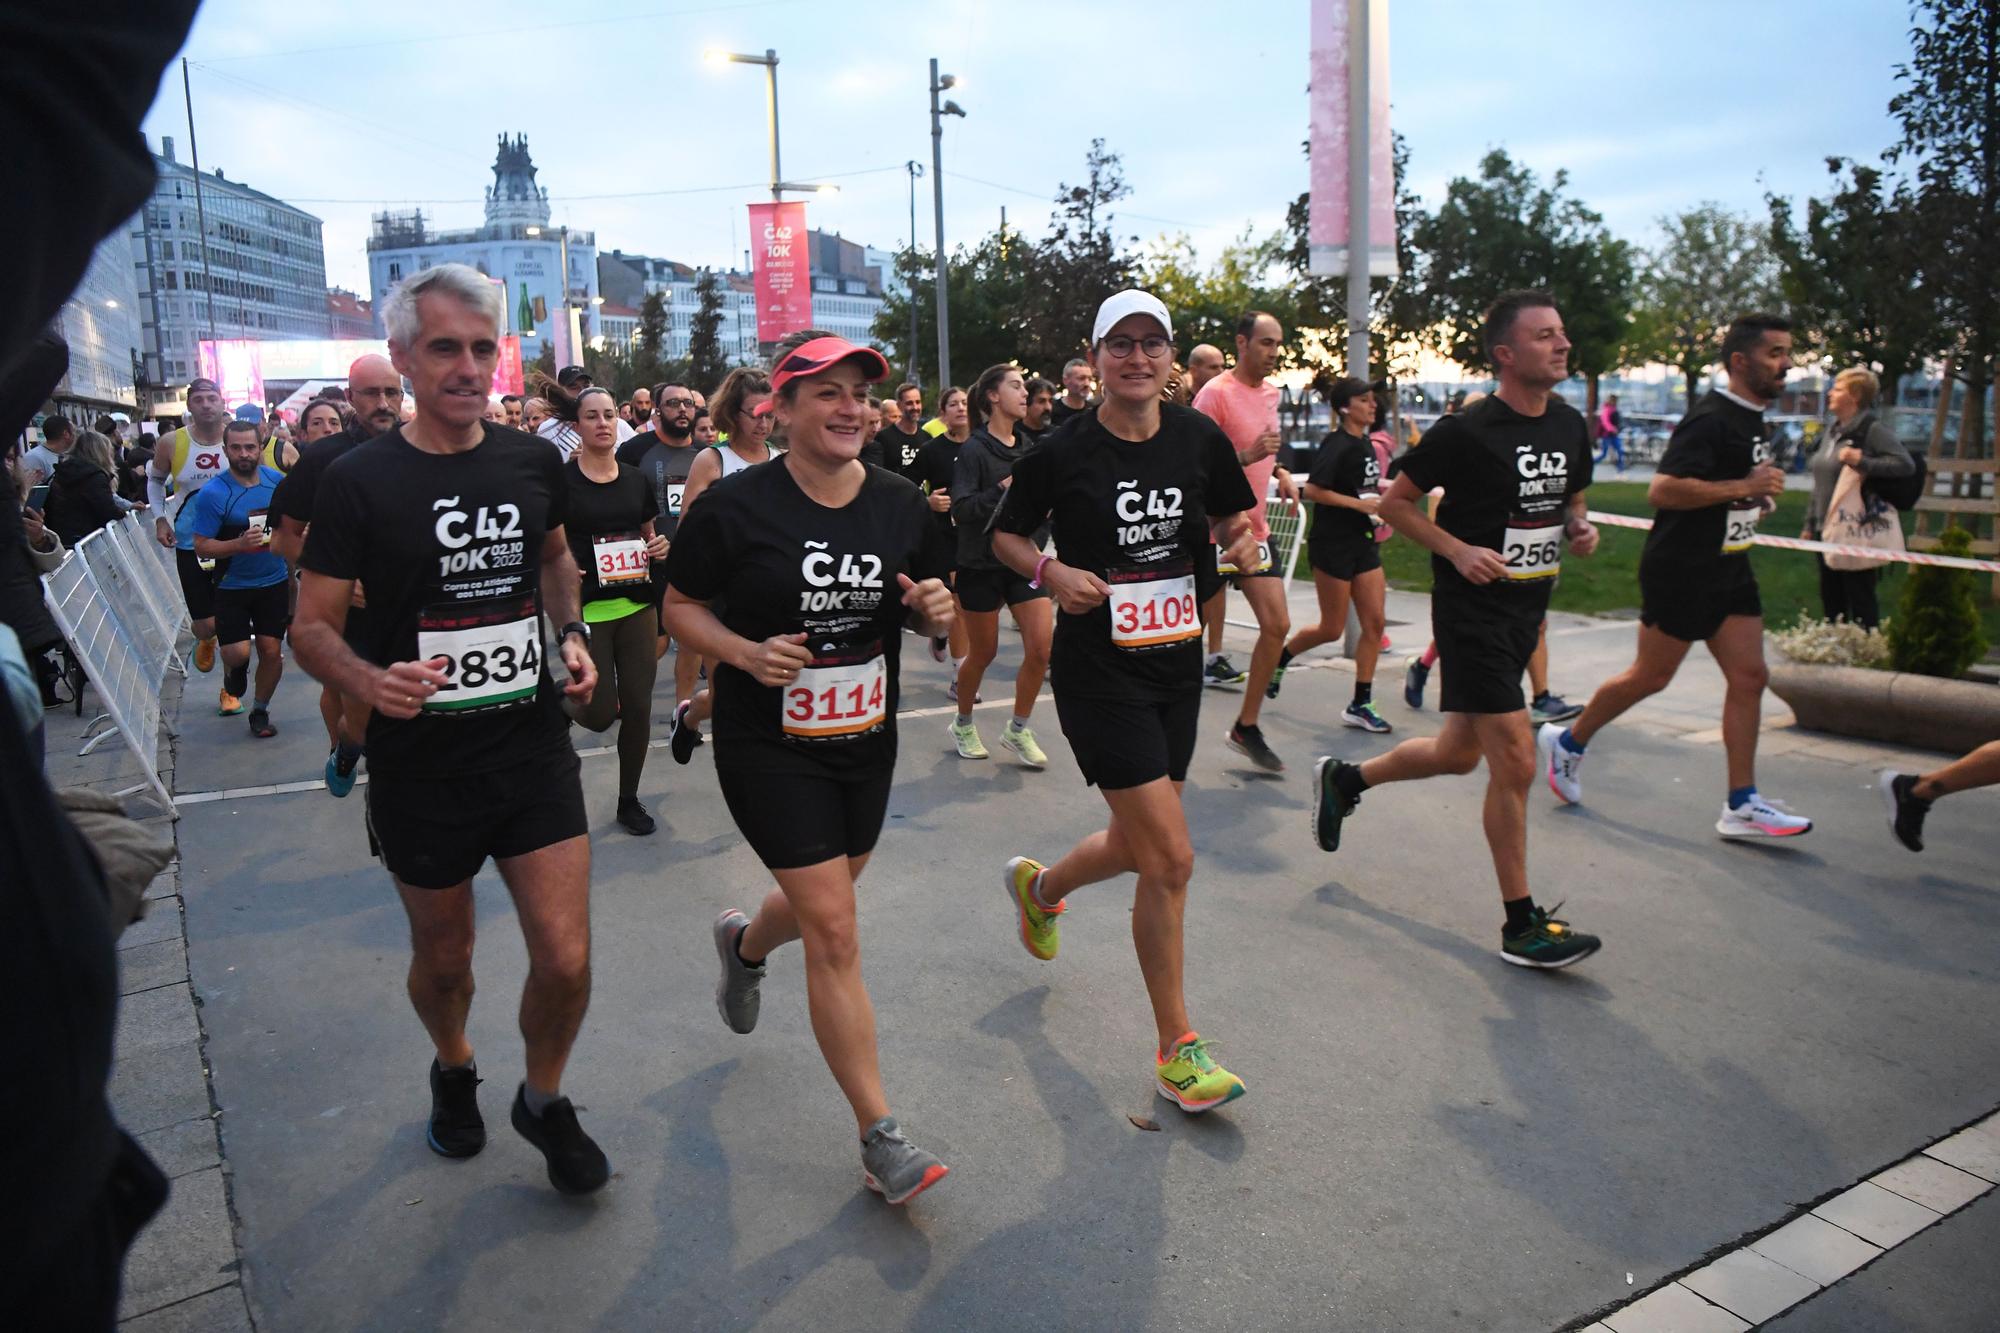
[
  {"xmin": 1101, "ymin": 334, "xmax": 1172, "ymax": 360},
  {"xmin": 660, "ymin": 397, "xmax": 697, "ymax": 410}
]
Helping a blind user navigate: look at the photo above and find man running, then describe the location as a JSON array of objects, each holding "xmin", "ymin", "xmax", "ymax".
[
  {"xmin": 1021, "ymin": 376, "xmax": 1056, "ymax": 441},
  {"xmin": 1881, "ymin": 742, "xmax": 2000, "ymax": 852},
  {"xmin": 1186, "ymin": 343, "xmax": 1225, "ymax": 396},
  {"xmin": 1192, "ymin": 310, "xmax": 1297, "ymax": 769},
  {"xmin": 1048, "ymin": 358, "xmax": 1094, "ymax": 430},
  {"xmin": 291, "ymin": 263, "xmax": 608, "ymax": 1194},
  {"xmin": 993, "ymin": 289, "xmax": 1260, "ymax": 1113},
  {"xmin": 618, "ymin": 382, "xmax": 702, "ymax": 689},
  {"xmin": 270, "ymin": 354, "xmax": 407, "ymax": 794},
  {"xmin": 1538, "ymin": 313, "xmax": 1812, "ymax": 839},
  {"xmin": 884, "ymin": 383, "xmax": 927, "ymax": 480},
  {"xmin": 148, "ymin": 377, "xmax": 231, "ymax": 673},
  {"xmin": 189, "ymin": 421, "xmax": 289, "ymax": 734},
  {"xmin": 1313, "ymin": 291, "xmax": 1604, "ymax": 969}
]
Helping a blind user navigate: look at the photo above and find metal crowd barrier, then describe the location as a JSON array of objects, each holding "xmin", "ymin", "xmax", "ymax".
[{"xmin": 1223, "ymin": 485, "xmax": 1308, "ymax": 634}]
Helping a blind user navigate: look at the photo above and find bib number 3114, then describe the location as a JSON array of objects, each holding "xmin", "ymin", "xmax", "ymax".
[{"xmin": 783, "ymin": 647, "xmax": 887, "ymax": 741}]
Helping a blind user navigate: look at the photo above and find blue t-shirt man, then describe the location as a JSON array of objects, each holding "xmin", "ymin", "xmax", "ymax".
[{"xmin": 188, "ymin": 465, "xmax": 288, "ymax": 589}]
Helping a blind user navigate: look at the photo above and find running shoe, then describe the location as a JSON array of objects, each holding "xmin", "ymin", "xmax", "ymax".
[
  {"xmin": 947, "ymin": 679, "xmax": 982, "ymax": 705},
  {"xmin": 616, "ymin": 796, "xmax": 656, "ymax": 836},
  {"xmin": 1341, "ymin": 700, "xmax": 1391, "ymax": 733},
  {"xmin": 1380, "ymin": 633, "xmax": 1392, "ymax": 652},
  {"xmin": 194, "ymin": 637, "xmax": 216, "ymax": 673},
  {"xmin": 1530, "ymin": 691, "xmax": 1585, "ymax": 725},
  {"xmin": 426, "ymin": 1058, "xmax": 485, "ymax": 1158},
  {"xmin": 1402, "ymin": 656, "xmax": 1429, "ymax": 710},
  {"xmin": 999, "ymin": 723, "xmax": 1047, "ymax": 769},
  {"xmin": 324, "ymin": 746, "xmax": 358, "ymax": 799},
  {"xmin": 217, "ymin": 687, "xmax": 244, "ymax": 716},
  {"xmin": 1499, "ymin": 903, "xmax": 1601, "ymax": 969},
  {"xmin": 929, "ymin": 635, "xmax": 948, "ymax": 663},
  {"xmin": 712, "ymin": 908, "xmax": 764, "ymax": 1034},
  {"xmin": 1003, "ymin": 855, "xmax": 1064, "ymax": 960},
  {"xmin": 248, "ymin": 708, "xmax": 276, "ymax": 739},
  {"xmin": 510, "ymin": 1085, "xmax": 609, "ymax": 1195},
  {"xmin": 1265, "ymin": 664, "xmax": 1286, "ymax": 699},
  {"xmin": 1155, "ymin": 1033, "xmax": 1246, "ymax": 1113},
  {"xmin": 1226, "ymin": 722, "xmax": 1284, "ymax": 772},
  {"xmin": 1204, "ymin": 654, "xmax": 1247, "ymax": 687},
  {"xmin": 1716, "ymin": 795, "xmax": 1812, "ymax": 839},
  {"xmin": 1311, "ymin": 756, "xmax": 1361, "ymax": 852},
  {"xmin": 950, "ymin": 719, "xmax": 988, "ymax": 760},
  {"xmin": 668, "ymin": 700, "xmax": 704, "ymax": 765},
  {"xmin": 1879, "ymin": 771, "xmax": 1929, "ymax": 853},
  {"xmin": 1537, "ymin": 723, "xmax": 1584, "ymax": 804},
  {"xmin": 861, "ymin": 1116, "xmax": 948, "ymax": 1205}
]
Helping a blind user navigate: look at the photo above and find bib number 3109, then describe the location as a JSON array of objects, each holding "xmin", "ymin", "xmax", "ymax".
[{"xmin": 1108, "ymin": 572, "xmax": 1200, "ymax": 650}]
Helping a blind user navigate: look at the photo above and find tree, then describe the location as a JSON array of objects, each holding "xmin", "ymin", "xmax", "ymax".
[
  {"xmin": 1136, "ymin": 228, "xmax": 1292, "ymax": 366},
  {"xmin": 873, "ymin": 227, "xmax": 1036, "ymax": 392},
  {"xmin": 1632, "ymin": 205, "xmax": 1779, "ymax": 409},
  {"xmin": 633, "ymin": 290, "xmax": 669, "ymax": 389},
  {"xmin": 1767, "ymin": 159, "xmax": 1935, "ymax": 402},
  {"xmin": 1014, "ymin": 139, "xmax": 1139, "ymax": 374},
  {"xmin": 688, "ymin": 268, "xmax": 728, "ymax": 392}
]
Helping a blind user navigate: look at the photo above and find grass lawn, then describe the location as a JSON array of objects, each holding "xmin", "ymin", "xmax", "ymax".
[{"xmin": 1332, "ymin": 481, "xmax": 2000, "ymax": 642}]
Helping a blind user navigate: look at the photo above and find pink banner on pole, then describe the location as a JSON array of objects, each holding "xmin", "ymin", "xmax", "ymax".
[
  {"xmin": 490, "ymin": 335, "xmax": 524, "ymax": 397},
  {"xmin": 197, "ymin": 339, "xmax": 265, "ymax": 409},
  {"xmin": 1308, "ymin": 0, "xmax": 1397, "ymax": 278},
  {"xmin": 749, "ymin": 200, "xmax": 810, "ymax": 342}
]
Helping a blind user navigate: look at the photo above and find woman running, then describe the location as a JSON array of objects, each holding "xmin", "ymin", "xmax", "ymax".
[
  {"xmin": 1266, "ymin": 376, "xmax": 1392, "ymax": 732},
  {"xmin": 948, "ymin": 363, "xmax": 1053, "ymax": 767},
  {"xmin": 990, "ymin": 290, "xmax": 1260, "ymax": 1114},
  {"xmin": 298, "ymin": 399, "xmax": 345, "ymax": 446},
  {"xmin": 664, "ymin": 330, "xmax": 957, "ymax": 1205},
  {"xmin": 912, "ymin": 387, "xmax": 972, "ymax": 685},
  {"xmin": 562, "ymin": 387, "xmax": 668, "ymax": 835}
]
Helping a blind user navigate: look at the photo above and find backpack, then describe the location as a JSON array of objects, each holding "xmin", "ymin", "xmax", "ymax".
[{"xmin": 1848, "ymin": 413, "xmax": 1927, "ymax": 512}]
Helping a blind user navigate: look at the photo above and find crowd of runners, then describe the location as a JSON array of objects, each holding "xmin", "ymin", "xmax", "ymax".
[{"xmin": 136, "ymin": 261, "xmax": 1997, "ymax": 1206}]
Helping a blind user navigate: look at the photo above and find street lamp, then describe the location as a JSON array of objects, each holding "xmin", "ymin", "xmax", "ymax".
[
  {"xmin": 929, "ymin": 60, "xmax": 966, "ymax": 388},
  {"xmin": 905, "ymin": 159, "xmax": 923, "ymax": 384},
  {"xmin": 705, "ymin": 48, "xmax": 840, "ymax": 200},
  {"xmin": 525, "ymin": 224, "xmax": 583, "ymax": 366}
]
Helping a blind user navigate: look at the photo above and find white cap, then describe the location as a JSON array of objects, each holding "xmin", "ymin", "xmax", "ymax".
[{"xmin": 1092, "ymin": 289, "xmax": 1173, "ymax": 345}]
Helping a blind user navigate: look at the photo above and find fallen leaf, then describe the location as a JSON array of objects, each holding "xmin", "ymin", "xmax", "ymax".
[
  {"xmin": 1127, "ymin": 1114, "xmax": 1161, "ymax": 1132},
  {"xmin": 405, "ymin": 1197, "xmax": 422, "ymax": 1206}
]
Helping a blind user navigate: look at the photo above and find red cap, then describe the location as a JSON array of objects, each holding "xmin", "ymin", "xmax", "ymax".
[
  {"xmin": 768, "ymin": 336, "xmax": 890, "ymax": 395},
  {"xmin": 749, "ymin": 397, "xmax": 774, "ymax": 418}
]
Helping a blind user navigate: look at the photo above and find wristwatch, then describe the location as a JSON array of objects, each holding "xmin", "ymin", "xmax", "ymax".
[{"xmin": 559, "ymin": 621, "xmax": 591, "ymax": 647}]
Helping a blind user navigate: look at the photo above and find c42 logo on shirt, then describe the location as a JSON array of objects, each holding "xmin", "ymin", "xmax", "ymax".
[
  {"xmin": 799, "ymin": 541, "xmax": 884, "ymax": 612},
  {"xmin": 431, "ymin": 497, "xmax": 527, "ymax": 576},
  {"xmin": 1113, "ymin": 481, "xmax": 1183, "ymax": 546}
]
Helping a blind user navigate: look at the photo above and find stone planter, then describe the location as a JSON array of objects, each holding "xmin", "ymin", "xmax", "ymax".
[{"xmin": 1767, "ymin": 659, "xmax": 2000, "ymax": 753}]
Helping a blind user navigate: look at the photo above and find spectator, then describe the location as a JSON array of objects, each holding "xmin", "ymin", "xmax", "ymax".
[
  {"xmin": 17, "ymin": 413, "xmax": 73, "ymax": 497},
  {"xmin": 1, "ymin": 488, "xmax": 65, "ymax": 708},
  {"xmin": 1804, "ymin": 366, "xmax": 1913, "ymax": 629},
  {"xmin": 43, "ymin": 430, "xmax": 128, "ymax": 545},
  {"xmin": 1594, "ymin": 393, "xmax": 1624, "ymax": 472}
]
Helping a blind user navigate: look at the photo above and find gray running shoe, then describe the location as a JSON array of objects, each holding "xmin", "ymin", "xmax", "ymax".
[
  {"xmin": 860, "ymin": 1116, "xmax": 949, "ymax": 1205},
  {"xmin": 712, "ymin": 909, "xmax": 764, "ymax": 1034}
]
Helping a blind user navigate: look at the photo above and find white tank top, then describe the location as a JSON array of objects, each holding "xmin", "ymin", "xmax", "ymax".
[
  {"xmin": 167, "ymin": 427, "xmax": 230, "ymax": 544},
  {"xmin": 715, "ymin": 443, "xmax": 768, "ymax": 478}
]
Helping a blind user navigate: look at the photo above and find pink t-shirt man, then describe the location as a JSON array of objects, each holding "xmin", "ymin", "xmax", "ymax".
[{"xmin": 1192, "ymin": 372, "xmax": 1282, "ymax": 543}]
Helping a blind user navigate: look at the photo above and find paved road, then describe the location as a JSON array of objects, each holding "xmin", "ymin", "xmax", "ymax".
[{"xmin": 159, "ymin": 598, "xmax": 1998, "ymax": 1331}]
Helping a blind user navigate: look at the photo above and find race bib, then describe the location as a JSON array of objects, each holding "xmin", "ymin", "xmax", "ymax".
[
  {"xmin": 667, "ymin": 482, "xmax": 686, "ymax": 516},
  {"xmin": 1107, "ymin": 566, "xmax": 1200, "ymax": 651},
  {"xmin": 1214, "ymin": 540, "xmax": 1273, "ymax": 577},
  {"xmin": 1722, "ymin": 505, "xmax": 1760, "ymax": 555},
  {"xmin": 591, "ymin": 532, "xmax": 651, "ymax": 587},
  {"xmin": 782, "ymin": 643, "xmax": 887, "ymax": 741},
  {"xmin": 1501, "ymin": 519, "xmax": 1563, "ymax": 581},
  {"xmin": 417, "ymin": 596, "xmax": 542, "ymax": 712}
]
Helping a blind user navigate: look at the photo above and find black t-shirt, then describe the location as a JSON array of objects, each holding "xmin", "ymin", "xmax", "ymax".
[
  {"xmin": 562, "ymin": 458, "xmax": 658, "ymax": 608},
  {"xmin": 301, "ymin": 424, "xmax": 571, "ymax": 778},
  {"xmin": 1306, "ymin": 429, "xmax": 1382, "ymax": 551},
  {"xmin": 663, "ymin": 459, "xmax": 952, "ymax": 777},
  {"xmin": 881, "ymin": 424, "xmax": 926, "ymax": 482},
  {"xmin": 994, "ymin": 403, "xmax": 1256, "ymax": 700},
  {"xmin": 858, "ymin": 434, "xmax": 886, "ymax": 470},
  {"xmin": 1388, "ymin": 394, "xmax": 1592, "ymax": 614},
  {"xmin": 616, "ymin": 429, "xmax": 701, "ymax": 540},
  {"xmin": 913, "ymin": 434, "xmax": 963, "ymax": 546},
  {"xmin": 267, "ymin": 427, "xmax": 371, "ymax": 525},
  {"xmin": 1049, "ymin": 397, "xmax": 1091, "ymax": 430},
  {"xmin": 1641, "ymin": 390, "xmax": 1771, "ymax": 578}
]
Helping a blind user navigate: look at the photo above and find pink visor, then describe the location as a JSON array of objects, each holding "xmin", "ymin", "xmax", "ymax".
[{"xmin": 768, "ymin": 336, "xmax": 891, "ymax": 395}]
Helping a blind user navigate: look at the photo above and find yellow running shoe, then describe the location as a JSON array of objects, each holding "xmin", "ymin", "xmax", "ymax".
[
  {"xmin": 1155, "ymin": 1032, "xmax": 1245, "ymax": 1113},
  {"xmin": 217, "ymin": 688, "xmax": 244, "ymax": 716},
  {"xmin": 194, "ymin": 637, "xmax": 216, "ymax": 673},
  {"xmin": 1003, "ymin": 856, "xmax": 1064, "ymax": 961}
]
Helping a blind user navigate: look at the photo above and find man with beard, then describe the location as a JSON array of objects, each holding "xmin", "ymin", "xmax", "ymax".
[
  {"xmin": 189, "ymin": 420, "xmax": 290, "ymax": 734},
  {"xmin": 619, "ymin": 382, "xmax": 704, "ymax": 686},
  {"xmin": 882, "ymin": 382, "xmax": 927, "ymax": 481},
  {"xmin": 1022, "ymin": 376, "xmax": 1056, "ymax": 441}
]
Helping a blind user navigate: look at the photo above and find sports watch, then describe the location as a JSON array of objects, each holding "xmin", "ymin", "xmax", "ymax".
[{"xmin": 559, "ymin": 621, "xmax": 591, "ymax": 647}]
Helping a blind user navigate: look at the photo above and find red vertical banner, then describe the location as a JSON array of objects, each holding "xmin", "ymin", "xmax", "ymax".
[
  {"xmin": 1308, "ymin": 0, "xmax": 1397, "ymax": 278},
  {"xmin": 490, "ymin": 335, "xmax": 524, "ymax": 396},
  {"xmin": 749, "ymin": 200, "xmax": 810, "ymax": 343}
]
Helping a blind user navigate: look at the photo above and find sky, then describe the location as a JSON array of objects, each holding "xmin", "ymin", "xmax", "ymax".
[{"xmin": 146, "ymin": 0, "xmax": 1919, "ymax": 299}]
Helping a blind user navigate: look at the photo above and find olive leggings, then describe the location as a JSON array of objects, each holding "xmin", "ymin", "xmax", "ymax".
[{"xmin": 564, "ymin": 606, "xmax": 659, "ymax": 798}]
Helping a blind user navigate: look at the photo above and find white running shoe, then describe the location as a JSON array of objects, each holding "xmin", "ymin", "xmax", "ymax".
[
  {"xmin": 1716, "ymin": 795, "xmax": 1813, "ymax": 838},
  {"xmin": 1537, "ymin": 722, "xmax": 1584, "ymax": 804}
]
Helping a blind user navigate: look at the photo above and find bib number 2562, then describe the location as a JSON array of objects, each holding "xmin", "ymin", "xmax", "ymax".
[{"xmin": 1501, "ymin": 523, "xmax": 1562, "ymax": 581}]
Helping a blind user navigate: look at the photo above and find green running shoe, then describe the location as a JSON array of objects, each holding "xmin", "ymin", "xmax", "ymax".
[
  {"xmin": 999, "ymin": 722, "xmax": 1047, "ymax": 769},
  {"xmin": 1003, "ymin": 856, "xmax": 1064, "ymax": 960},
  {"xmin": 951, "ymin": 719, "xmax": 988, "ymax": 760},
  {"xmin": 1311, "ymin": 756, "xmax": 1361, "ymax": 852}
]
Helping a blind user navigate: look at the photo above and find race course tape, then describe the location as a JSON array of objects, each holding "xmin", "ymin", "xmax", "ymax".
[{"xmin": 1584, "ymin": 510, "xmax": 2000, "ymax": 573}]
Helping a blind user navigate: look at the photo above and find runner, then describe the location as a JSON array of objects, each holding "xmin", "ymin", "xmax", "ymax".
[
  {"xmin": 913, "ymin": 387, "xmax": 971, "ymax": 684},
  {"xmin": 146, "ymin": 377, "xmax": 231, "ymax": 673},
  {"xmin": 616, "ymin": 381, "xmax": 701, "ymax": 690},
  {"xmin": 1186, "ymin": 343, "xmax": 1226, "ymax": 396},
  {"xmin": 1538, "ymin": 313, "xmax": 1813, "ymax": 839},
  {"xmin": 948, "ymin": 363, "xmax": 1053, "ymax": 767},
  {"xmin": 1192, "ymin": 310, "xmax": 1298, "ymax": 769},
  {"xmin": 290, "ymin": 263, "xmax": 608, "ymax": 1194},
  {"xmin": 663, "ymin": 329, "xmax": 956, "ymax": 1205},
  {"xmin": 1048, "ymin": 357, "xmax": 1094, "ymax": 430},
  {"xmin": 859, "ymin": 395, "xmax": 888, "ymax": 468},
  {"xmin": 1881, "ymin": 742, "xmax": 2000, "ymax": 852},
  {"xmin": 691, "ymin": 408, "xmax": 718, "ymax": 448},
  {"xmin": 883, "ymin": 383, "xmax": 927, "ymax": 480},
  {"xmin": 1312, "ymin": 291, "xmax": 1605, "ymax": 969},
  {"xmin": 991, "ymin": 289, "xmax": 1260, "ymax": 1113},
  {"xmin": 1407, "ymin": 623, "xmax": 1585, "ymax": 725},
  {"xmin": 1266, "ymin": 377, "xmax": 1391, "ymax": 733},
  {"xmin": 270, "ymin": 355, "xmax": 407, "ymax": 794},
  {"xmin": 565, "ymin": 386, "xmax": 668, "ymax": 835},
  {"xmin": 297, "ymin": 399, "xmax": 344, "ymax": 447},
  {"xmin": 188, "ymin": 421, "xmax": 289, "ymax": 734},
  {"xmin": 1022, "ymin": 376, "xmax": 1056, "ymax": 441}
]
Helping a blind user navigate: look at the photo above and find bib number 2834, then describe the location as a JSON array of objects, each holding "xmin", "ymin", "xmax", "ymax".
[{"xmin": 417, "ymin": 596, "xmax": 542, "ymax": 712}]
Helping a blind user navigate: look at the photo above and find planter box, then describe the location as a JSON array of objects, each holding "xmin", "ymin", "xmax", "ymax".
[{"xmin": 1768, "ymin": 660, "xmax": 2000, "ymax": 753}]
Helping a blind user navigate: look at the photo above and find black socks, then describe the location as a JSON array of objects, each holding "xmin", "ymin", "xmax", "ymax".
[
  {"xmin": 1332, "ymin": 763, "xmax": 1369, "ymax": 802},
  {"xmin": 1276, "ymin": 647, "xmax": 1295, "ymax": 671},
  {"xmin": 223, "ymin": 664, "xmax": 248, "ymax": 697},
  {"xmin": 734, "ymin": 925, "xmax": 765, "ymax": 970},
  {"xmin": 1503, "ymin": 896, "xmax": 1539, "ymax": 936},
  {"xmin": 1353, "ymin": 681, "xmax": 1373, "ymax": 707}
]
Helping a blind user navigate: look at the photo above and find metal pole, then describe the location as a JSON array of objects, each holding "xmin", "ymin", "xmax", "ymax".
[
  {"xmin": 559, "ymin": 225, "xmax": 573, "ymax": 364},
  {"xmin": 929, "ymin": 58, "xmax": 951, "ymax": 390},
  {"xmin": 181, "ymin": 58, "xmax": 217, "ymax": 340},
  {"xmin": 1344, "ymin": 0, "xmax": 1370, "ymax": 380},
  {"xmin": 906, "ymin": 161, "xmax": 920, "ymax": 384},
  {"xmin": 764, "ymin": 50, "xmax": 781, "ymax": 202}
]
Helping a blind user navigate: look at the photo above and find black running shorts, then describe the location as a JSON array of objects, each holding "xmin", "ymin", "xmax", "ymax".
[
  {"xmin": 1432, "ymin": 591, "xmax": 1541, "ymax": 715},
  {"xmin": 1055, "ymin": 688, "xmax": 1201, "ymax": 790},
  {"xmin": 213, "ymin": 581, "xmax": 290, "ymax": 645},
  {"xmin": 365, "ymin": 747, "xmax": 587, "ymax": 890},
  {"xmin": 956, "ymin": 566, "xmax": 1048, "ymax": 614},
  {"xmin": 717, "ymin": 764, "xmax": 893, "ymax": 870},
  {"xmin": 1639, "ymin": 565, "xmax": 1762, "ymax": 643},
  {"xmin": 1308, "ymin": 538, "xmax": 1383, "ymax": 582},
  {"xmin": 175, "ymin": 547, "xmax": 219, "ymax": 622}
]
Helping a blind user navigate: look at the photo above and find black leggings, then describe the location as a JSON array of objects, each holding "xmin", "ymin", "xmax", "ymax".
[
  {"xmin": 1817, "ymin": 558, "xmax": 1881, "ymax": 630},
  {"xmin": 566, "ymin": 607, "xmax": 659, "ymax": 797}
]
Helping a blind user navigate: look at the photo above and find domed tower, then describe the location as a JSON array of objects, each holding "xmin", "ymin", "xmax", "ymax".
[{"xmin": 485, "ymin": 133, "xmax": 551, "ymax": 232}]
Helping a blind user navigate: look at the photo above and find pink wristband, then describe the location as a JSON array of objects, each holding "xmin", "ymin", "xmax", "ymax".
[{"xmin": 1031, "ymin": 553, "xmax": 1054, "ymax": 588}]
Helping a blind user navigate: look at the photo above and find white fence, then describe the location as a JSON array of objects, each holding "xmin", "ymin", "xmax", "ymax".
[
  {"xmin": 40, "ymin": 513, "xmax": 184, "ymax": 812},
  {"xmin": 1223, "ymin": 488, "xmax": 1308, "ymax": 635}
]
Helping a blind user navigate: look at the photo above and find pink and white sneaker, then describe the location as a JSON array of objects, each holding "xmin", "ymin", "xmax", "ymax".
[{"xmin": 1716, "ymin": 795, "xmax": 1813, "ymax": 838}]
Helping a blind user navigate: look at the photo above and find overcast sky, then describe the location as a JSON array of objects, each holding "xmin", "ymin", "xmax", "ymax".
[{"xmin": 147, "ymin": 0, "xmax": 1917, "ymax": 298}]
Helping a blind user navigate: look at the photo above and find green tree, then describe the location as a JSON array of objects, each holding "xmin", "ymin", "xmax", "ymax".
[
  {"xmin": 688, "ymin": 268, "xmax": 729, "ymax": 392},
  {"xmin": 1633, "ymin": 205, "xmax": 1779, "ymax": 409},
  {"xmin": 1136, "ymin": 228, "xmax": 1292, "ymax": 366},
  {"xmin": 1014, "ymin": 139, "xmax": 1139, "ymax": 374},
  {"xmin": 1767, "ymin": 159, "xmax": 1935, "ymax": 401},
  {"xmin": 873, "ymin": 227, "xmax": 1036, "ymax": 393},
  {"xmin": 633, "ymin": 290, "xmax": 669, "ymax": 388}
]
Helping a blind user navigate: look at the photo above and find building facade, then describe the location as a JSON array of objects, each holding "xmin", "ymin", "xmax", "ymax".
[
  {"xmin": 326, "ymin": 288, "xmax": 376, "ymax": 339},
  {"xmin": 51, "ymin": 226, "xmax": 145, "ymax": 417}
]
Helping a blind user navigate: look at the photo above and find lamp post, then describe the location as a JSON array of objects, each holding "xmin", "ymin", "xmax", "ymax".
[
  {"xmin": 928, "ymin": 59, "xmax": 965, "ymax": 389},
  {"xmin": 905, "ymin": 159, "xmax": 923, "ymax": 384},
  {"xmin": 706, "ymin": 49, "xmax": 841, "ymax": 199},
  {"xmin": 525, "ymin": 223, "xmax": 582, "ymax": 367}
]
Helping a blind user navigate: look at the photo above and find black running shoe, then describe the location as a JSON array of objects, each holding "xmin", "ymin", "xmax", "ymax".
[
  {"xmin": 1311, "ymin": 756, "xmax": 1361, "ymax": 852},
  {"xmin": 668, "ymin": 700, "xmax": 704, "ymax": 766},
  {"xmin": 1879, "ymin": 771, "xmax": 1929, "ymax": 853},
  {"xmin": 1499, "ymin": 903, "xmax": 1601, "ymax": 970},
  {"xmin": 426, "ymin": 1059, "xmax": 485, "ymax": 1158},
  {"xmin": 616, "ymin": 796, "xmax": 656, "ymax": 836},
  {"xmin": 1226, "ymin": 722, "xmax": 1284, "ymax": 772},
  {"xmin": 511, "ymin": 1085, "xmax": 610, "ymax": 1194}
]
